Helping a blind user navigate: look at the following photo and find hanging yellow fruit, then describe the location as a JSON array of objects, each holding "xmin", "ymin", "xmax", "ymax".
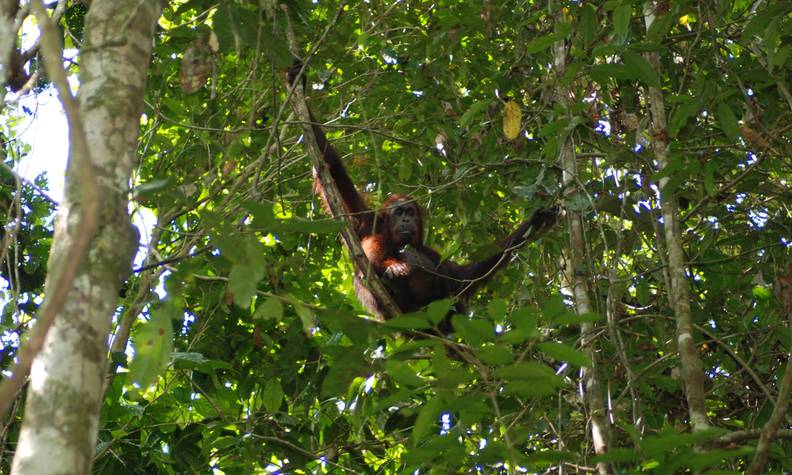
[{"xmin": 503, "ymin": 99, "xmax": 522, "ymax": 140}]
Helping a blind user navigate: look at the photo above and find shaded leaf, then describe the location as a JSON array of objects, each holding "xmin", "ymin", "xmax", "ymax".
[
  {"xmin": 537, "ymin": 342, "xmax": 591, "ymax": 367},
  {"xmin": 262, "ymin": 379, "xmax": 284, "ymax": 413},
  {"xmin": 717, "ymin": 101, "xmax": 741, "ymax": 143},
  {"xmin": 623, "ymin": 50, "xmax": 660, "ymax": 88}
]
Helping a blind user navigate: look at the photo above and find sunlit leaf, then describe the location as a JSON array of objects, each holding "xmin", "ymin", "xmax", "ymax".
[
  {"xmin": 130, "ymin": 305, "xmax": 175, "ymax": 388},
  {"xmin": 503, "ymin": 100, "xmax": 522, "ymax": 140},
  {"xmin": 253, "ymin": 296, "xmax": 284, "ymax": 321}
]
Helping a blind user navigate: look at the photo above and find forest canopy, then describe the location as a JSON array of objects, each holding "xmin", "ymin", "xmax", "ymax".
[{"xmin": 0, "ymin": 1, "xmax": 791, "ymax": 474}]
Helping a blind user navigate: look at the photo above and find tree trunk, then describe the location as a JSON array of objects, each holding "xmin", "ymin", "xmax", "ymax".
[
  {"xmin": 642, "ymin": 1, "xmax": 709, "ymax": 432},
  {"xmin": 553, "ymin": 19, "xmax": 611, "ymax": 475},
  {"xmin": 10, "ymin": 1, "xmax": 161, "ymax": 474}
]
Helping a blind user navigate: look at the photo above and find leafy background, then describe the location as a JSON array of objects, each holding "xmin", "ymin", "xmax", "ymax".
[{"xmin": 1, "ymin": 0, "xmax": 791, "ymax": 473}]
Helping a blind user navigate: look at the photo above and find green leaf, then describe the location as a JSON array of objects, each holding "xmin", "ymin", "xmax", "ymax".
[
  {"xmin": 502, "ymin": 307, "xmax": 540, "ymax": 343},
  {"xmin": 254, "ymin": 296, "xmax": 284, "ymax": 321},
  {"xmin": 262, "ymin": 378, "xmax": 284, "ymax": 413},
  {"xmin": 769, "ymin": 44, "xmax": 790, "ymax": 72},
  {"xmin": 460, "ymin": 100, "xmax": 490, "ymax": 127},
  {"xmin": 635, "ymin": 278, "xmax": 651, "ymax": 306},
  {"xmin": 214, "ymin": 2, "xmax": 258, "ymax": 53},
  {"xmin": 580, "ymin": 4, "xmax": 597, "ymax": 47},
  {"xmin": 452, "ymin": 316, "xmax": 494, "ymax": 345},
  {"xmin": 668, "ymin": 100, "xmax": 700, "ymax": 138},
  {"xmin": 494, "ymin": 362, "xmax": 560, "ymax": 381},
  {"xmin": 542, "ymin": 294, "xmax": 573, "ymax": 323},
  {"xmin": 592, "ymin": 448, "xmax": 640, "ymax": 464},
  {"xmin": 504, "ymin": 381, "xmax": 558, "ymax": 398},
  {"xmin": 689, "ymin": 447, "xmax": 754, "ymax": 470},
  {"xmin": 525, "ymin": 32, "xmax": 567, "ymax": 55},
  {"xmin": 623, "ymin": 50, "xmax": 660, "ymax": 88},
  {"xmin": 228, "ymin": 263, "xmax": 265, "ymax": 308},
  {"xmin": 703, "ymin": 162, "xmax": 717, "ymax": 197},
  {"xmin": 642, "ymin": 429, "xmax": 726, "ymax": 457},
  {"xmin": 487, "ymin": 299, "xmax": 507, "ymax": 320},
  {"xmin": 741, "ymin": 4, "xmax": 786, "ymax": 43},
  {"xmin": 385, "ymin": 360, "xmax": 424, "ymax": 387},
  {"xmin": 475, "ymin": 345, "xmax": 514, "ymax": 365},
  {"xmin": 537, "ymin": 342, "xmax": 591, "ymax": 367},
  {"xmin": 523, "ymin": 450, "xmax": 576, "ymax": 464},
  {"xmin": 589, "ymin": 63, "xmax": 634, "ymax": 83},
  {"xmin": 612, "ymin": 3, "xmax": 632, "ymax": 37},
  {"xmin": 321, "ymin": 350, "xmax": 368, "ymax": 397},
  {"xmin": 320, "ymin": 310, "xmax": 378, "ymax": 343},
  {"xmin": 384, "ymin": 314, "xmax": 432, "ymax": 330},
  {"xmin": 293, "ymin": 303, "xmax": 315, "ymax": 333},
  {"xmin": 412, "ymin": 395, "xmax": 443, "ymax": 445},
  {"xmin": 130, "ymin": 305, "xmax": 175, "ymax": 388},
  {"xmin": 134, "ymin": 177, "xmax": 174, "ymax": 196},
  {"xmin": 646, "ymin": 13, "xmax": 674, "ymax": 42},
  {"xmin": 553, "ymin": 312, "xmax": 602, "ymax": 326},
  {"xmin": 397, "ymin": 157, "xmax": 411, "ymax": 182},
  {"xmin": 717, "ymin": 101, "xmax": 741, "ymax": 143},
  {"xmin": 356, "ymin": 32, "xmax": 371, "ymax": 48},
  {"xmin": 262, "ymin": 29, "xmax": 292, "ymax": 70},
  {"xmin": 426, "ymin": 299, "xmax": 452, "ymax": 325},
  {"xmin": 240, "ymin": 200, "xmax": 276, "ymax": 228},
  {"xmin": 511, "ymin": 307, "xmax": 539, "ymax": 328},
  {"xmin": 171, "ymin": 352, "xmax": 231, "ymax": 373},
  {"xmin": 752, "ymin": 286, "xmax": 771, "ymax": 300},
  {"xmin": 276, "ymin": 217, "xmax": 344, "ymax": 234}
]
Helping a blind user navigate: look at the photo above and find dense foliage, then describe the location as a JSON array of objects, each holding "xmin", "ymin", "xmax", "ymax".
[{"xmin": 1, "ymin": 0, "xmax": 791, "ymax": 473}]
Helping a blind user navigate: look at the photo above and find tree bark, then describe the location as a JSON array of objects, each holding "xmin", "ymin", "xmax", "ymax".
[
  {"xmin": 553, "ymin": 20, "xmax": 611, "ymax": 475},
  {"xmin": 642, "ymin": 1, "xmax": 709, "ymax": 432},
  {"xmin": 10, "ymin": 1, "xmax": 161, "ymax": 474}
]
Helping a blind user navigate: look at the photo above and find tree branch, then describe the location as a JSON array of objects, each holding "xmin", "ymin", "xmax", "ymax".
[{"xmin": 280, "ymin": 2, "xmax": 401, "ymax": 320}]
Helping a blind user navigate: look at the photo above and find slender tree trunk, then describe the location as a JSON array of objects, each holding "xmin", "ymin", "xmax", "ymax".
[
  {"xmin": 553, "ymin": 22, "xmax": 611, "ymax": 475},
  {"xmin": 642, "ymin": 1, "xmax": 709, "ymax": 432},
  {"xmin": 10, "ymin": 2, "xmax": 161, "ymax": 474}
]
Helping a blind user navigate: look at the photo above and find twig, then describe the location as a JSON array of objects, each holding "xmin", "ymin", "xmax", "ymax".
[
  {"xmin": 252, "ymin": 434, "xmax": 364, "ymax": 475},
  {"xmin": 133, "ymin": 244, "xmax": 212, "ymax": 273},
  {"xmin": 681, "ymin": 155, "xmax": 766, "ymax": 223},
  {"xmin": 0, "ymin": 162, "xmax": 59, "ymax": 205}
]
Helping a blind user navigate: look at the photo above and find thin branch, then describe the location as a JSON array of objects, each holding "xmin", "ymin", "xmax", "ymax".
[
  {"xmin": 133, "ymin": 244, "xmax": 212, "ymax": 273},
  {"xmin": 0, "ymin": 162, "xmax": 59, "ymax": 205},
  {"xmin": 252, "ymin": 435, "xmax": 364, "ymax": 475}
]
